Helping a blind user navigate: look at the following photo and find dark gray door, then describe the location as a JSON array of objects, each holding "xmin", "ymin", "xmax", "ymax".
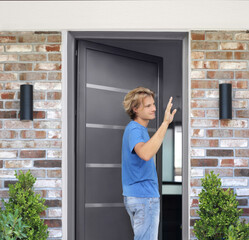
[{"xmin": 76, "ymin": 40, "xmax": 163, "ymax": 240}]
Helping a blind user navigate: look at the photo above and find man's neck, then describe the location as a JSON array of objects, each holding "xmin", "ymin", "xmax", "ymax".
[{"xmin": 134, "ymin": 118, "xmax": 149, "ymax": 128}]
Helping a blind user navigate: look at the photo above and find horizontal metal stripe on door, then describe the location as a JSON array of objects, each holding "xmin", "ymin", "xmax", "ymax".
[
  {"xmin": 85, "ymin": 203, "xmax": 124, "ymax": 208},
  {"xmin": 86, "ymin": 164, "xmax": 121, "ymax": 168},
  {"xmin": 86, "ymin": 83, "xmax": 131, "ymax": 94}
]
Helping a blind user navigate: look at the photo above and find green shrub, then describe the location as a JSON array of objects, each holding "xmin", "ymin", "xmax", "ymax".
[
  {"xmin": 1, "ymin": 170, "xmax": 49, "ymax": 240},
  {"xmin": 193, "ymin": 171, "xmax": 249, "ymax": 240},
  {"xmin": 227, "ymin": 219, "xmax": 249, "ymax": 240},
  {"xmin": 0, "ymin": 208, "xmax": 29, "ymax": 240}
]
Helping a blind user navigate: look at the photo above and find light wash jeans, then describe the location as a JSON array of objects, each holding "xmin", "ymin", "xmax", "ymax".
[{"xmin": 124, "ymin": 196, "xmax": 160, "ymax": 240}]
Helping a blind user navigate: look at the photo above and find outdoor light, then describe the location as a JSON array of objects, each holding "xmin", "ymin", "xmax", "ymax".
[
  {"xmin": 20, "ymin": 84, "xmax": 33, "ymax": 121},
  {"xmin": 219, "ymin": 83, "xmax": 232, "ymax": 120}
]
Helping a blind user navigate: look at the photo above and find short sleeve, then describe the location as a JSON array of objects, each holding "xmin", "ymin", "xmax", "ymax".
[{"xmin": 128, "ymin": 127, "xmax": 145, "ymax": 153}]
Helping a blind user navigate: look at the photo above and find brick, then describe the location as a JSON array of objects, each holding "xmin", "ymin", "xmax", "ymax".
[
  {"xmin": 33, "ymin": 111, "xmax": 46, "ymax": 119},
  {"xmin": 5, "ymin": 82, "xmax": 21, "ymax": 90},
  {"xmin": 190, "ymin": 149, "xmax": 205, "ymax": 157},
  {"xmin": 191, "ymin": 139, "xmax": 218, "ymax": 147},
  {"xmin": 0, "ymin": 64, "xmax": 3, "ymax": 71},
  {"xmin": 206, "ymin": 109, "xmax": 219, "ymax": 118},
  {"xmin": 191, "ymin": 61, "xmax": 218, "ymax": 69},
  {"xmin": 0, "ymin": 190, "xmax": 9, "ymax": 198},
  {"xmin": 235, "ymin": 91, "xmax": 249, "ymax": 99},
  {"xmin": 220, "ymin": 42, "xmax": 246, "ymax": 50},
  {"xmin": 34, "ymin": 82, "xmax": 61, "ymax": 90},
  {"xmin": 34, "ymin": 160, "xmax": 61, "ymax": 168},
  {"xmin": 205, "ymin": 169, "xmax": 233, "ymax": 177},
  {"xmin": 191, "ymin": 100, "xmax": 218, "ymax": 108},
  {"xmin": 0, "ymin": 111, "xmax": 17, "ymax": 119},
  {"xmin": 48, "ymin": 209, "xmax": 62, "ymax": 218},
  {"xmin": 35, "ymin": 179, "xmax": 61, "ymax": 188},
  {"xmin": 48, "ymin": 229, "xmax": 62, "ymax": 238},
  {"xmin": 190, "ymin": 180, "xmax": 202, "ymax": 188},
  {"xmin": 18, "ymin": 35, "xmax": 46, "ymax": 43},
  {"xmin": 45, "ymin": 199, "xmax": 62, "ymax": 207},
  {"xmin": 0, "ymin": 92, "xmax": 15, "ymax": 99},
  {"xmin": 191, "ymin": 168, "xmax": 204, "ymax": 177},
  {"xmin": 47, "ymin": 92, "xmax": 61, "ymax": 100},
  {"xmin": 0, "ymin": 151, "xmax": 17, "ymax": 158},
  {"xmin": 222, "ymin": 178, "xmax": 248, "ymax": 187},
  {"xmin": 19, "ymin": 54, "xmax": 46, "ymax": 61},
  {"xmin": 0, "ymin": 54, "xmax": 18, "ymax": 62},
  {"xmin": 191, "ymin": 109, "xmax": 205, "ymax": 118},
  {"xmin": 5, "ymin": 160, "xmax": 32, "ymax": 168},
  {"xmin": 235, "ymin": 52, "xmax": 249, "ymax": 60},
  {"xmin": 191, "ymin": 71, "xmax": 205, "ymax": 79},
  {"xmin": 220, "ymin": 139, "xmax": 247, "ymax": 148},
  {"xmin": 191, "ymin": 90, "xmax": 205, "ymax": 98},
  {"xmin": 191, "ymin": 129, "xmax": 204, "ymax": 137},
  {"xmin": 235, "ymin": 159, "xmax": 248, "ymax": 167},
  {"xmin": 191, "ymin": 119, "xmax": 219, "ymax": 127},
  {"xmin": 44, "ymin": 219, "xmax": 61, "ymax": 228},
  {"xmin": 4, "ymin": 120, "xmax": 32, "ymax": 129},
  {"xmin": 6, "ymin": 45, "xmax": 32, "ymax": 52},
  {"xmin": 191, "ymin": 42, "xmax": 218, "ymax": 50},
  {"xmin": 0, "ymin": 36, "xmax": 16, "ymax": 43},
  {"xmin": 236, "ymin": 72, "xmax": 249, "ymax": 79},
  {"xmin": 48, "ymin": 72, "xmax": 61, "ymax": 80},
  {"xmin": 233, "ymin": 100, "xmax": 247, "ymax": 109},
  {"xmin": 235, "ymin": 130, "xmax": 249, "ymax": 138},
  {"xmin": 47, "ymin": 150, "xmax": 61, "ymax": 158},
  {"xmin": 191, "ymin": 51, "xmax": 204, "ymax": 59},
  {"xmin": 5, "ymin": 63, "xmax": 32, "ymax": 71},
  {"xmin": 0, "ymin": 73, "xmax": 17, "ymax": 81},
  {"xmin": 220, "ymin": 120, "xmax": 247, "ymax": 128},
  {"xmin": 0, "ymin": 46, "xmax": 3, "ymax": 52},
  {"xmin": 48, "ymin": 130, "xmax": 61, "ymax": 139},
  {"xmin": 191, "ymin": 158, "xmax": 218, "ymax": 167},
  {"xmin": 47, "ymin": 190, "xmax": 62, "ymax": 198},
  {"xmin": 34, "ymin": 140, "xmax": 61, "ymax": 148},
  {"xmin": 0, "ymin": 160, "xmax": 2, "ymax": 168},
  {"xmin": 206, "ymin": 149, "xmax": 233, "ymax": 157},
  {"xmin": 20, "ymin": 150, "xmax": 46, "ymax": 158},
  {"xmin": 47, "ymin": 169, "xmax": 62, "ymax": 178},
  {"xmin": 34, "ymin": 121, "xmax": 61, "ymax": 129},
  {"xmin": 1, "ymin": 140, "xmax": 35, "ymax": 148},
  {"xmin": 236, "ymin": 189, "xmax": 249, "ymax": 196},
  {"xmin": 221, "ymin": 159, "xmax": 234, "ymax": 167},
  {"xmin": 35, "ymin": 45, "xmax": 61, "ymax": 52},
  {"xmin": 220, "ymin": 62, "xmax": 247, "ymax": 70},
  {"xmin": 235, "ymin": 33, "xmax": 249, "ymax": 40},
  {"xmin": 206, "ymin": 52, "xmax": 233, "ymax": 59},
  {"xmin": 47, "ymin": 110, "xmax": 61, "ymax": 119},
  {"xmin": 34, "ymin": 101, "xmax": 61, "ymax": 109},
  {"xmin": 4, "ymin": 180, "xmax": 18, "ymax": 188},
  {"xmin": 191, "ymin": 80, "xmax": 218, "ymax": 89},
  {"xmin": 0, "ymin": 170, "xmax": 15, "ymax": 178},
  {"xmin": 190, "ymin": 209, "xmax": 199, "ymax": 217},
  {"xmin": 20, "ymin": 169, "xmax": 46, "ymax": 178},
  {"xmin": 238, "ymin": 199, "xmax": 248, "ymax": 206},
  {"xmin": 190, "ymin": 187, "xmax": 202, "ymax": 196},
  {"xmin": 206, "ymin": 32, "xmax": 233, "ymax": 40},
  {"xmin": 191, "ymin": 33, "xmax": 205, "ymax": 40},
  {"xmin": 34, "ymin": 63, "xmax": 61, "ymax": 71},
  {"xmin": 20, "ymin": 130, "xmax": 46, "ymax": 139},
  {"xmin": 207, "ymin": 71, "xmax": 234, "ymax": 79},
  {"xmin": 234, "ymin": 169, "xmax": 249, "ymax": 177},
  {"xmin": 47, "ymin": 35, "xmax": 61, "ymax": 43},
  {"xmin": 237, "ymin": 110, "xmax": 249, "ymax": 118},
  {"xmin": 241, "ymin": 208, "xmax": 249, "ymax": 216},
  {"xmin": 48, "ymin": 54, "xmax": 61, "ymax": 61},
  {"xmin": 233, "ymin": 81, "xmax": 248, "ymax": 89},
  {"xmin": 236, "ymin": 149, "xmax": 249, "ymax": 157}
]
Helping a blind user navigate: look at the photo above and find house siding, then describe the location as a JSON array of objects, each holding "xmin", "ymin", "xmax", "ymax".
[
  {"xmin": 190, "ymin": 30, "xmax": 249, "ymax": 239},
  {"xmin": 0, "ymin": 31, "xmax": 62, "ymax": 239}
]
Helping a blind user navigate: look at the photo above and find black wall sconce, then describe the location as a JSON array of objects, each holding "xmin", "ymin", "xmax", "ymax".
[
  {"xmin": 20, "ymin": 84, "xmax": 33, "ymax": 121},
  {"xmin": 219, "ymin": 83, "xmax": 232, "ymax": 120}
]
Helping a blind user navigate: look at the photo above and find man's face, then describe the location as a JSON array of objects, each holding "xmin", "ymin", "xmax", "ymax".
[{"xmin": 134, "ymin": 95, "xmax": 156, "ymax": 121}]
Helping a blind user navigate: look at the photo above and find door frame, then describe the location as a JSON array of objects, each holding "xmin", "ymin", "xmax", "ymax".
[{"xmin": 64, "ymin": 31, "xmax": 190, "ymax": 240}]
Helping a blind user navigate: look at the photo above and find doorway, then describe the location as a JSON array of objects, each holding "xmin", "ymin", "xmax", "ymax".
[{"xmin": 66, "ymin": 31, "xmax": 189, "ymax": 240}]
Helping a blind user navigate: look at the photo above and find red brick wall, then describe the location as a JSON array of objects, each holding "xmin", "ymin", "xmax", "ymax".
[
  {"xmin": 0, "ymin": 31, "xmax": 62, "ymax": 239},
  {"xmin": 190, "ymin": 31, "xmax": 249, "ymax": 239}
]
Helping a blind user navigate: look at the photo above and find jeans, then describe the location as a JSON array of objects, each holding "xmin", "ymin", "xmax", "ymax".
[{"xmin": 124, "ymin": 196, "xmax": 160, "ymax": 240}]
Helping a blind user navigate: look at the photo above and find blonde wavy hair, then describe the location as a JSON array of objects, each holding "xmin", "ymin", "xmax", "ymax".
[{"xmin": 123, "ymin": 87, "xmax": 155, "ymax": 120}]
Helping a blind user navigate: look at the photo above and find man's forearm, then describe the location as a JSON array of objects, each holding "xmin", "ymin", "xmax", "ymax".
[{"xmin": 138, "ymin": 121, "xmax": 169, "ymax": 160}]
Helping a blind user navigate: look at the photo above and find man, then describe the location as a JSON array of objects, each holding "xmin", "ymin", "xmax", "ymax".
[{"xmin": 122, "ymin": 87, "xmax": 177, "ymax": 240}]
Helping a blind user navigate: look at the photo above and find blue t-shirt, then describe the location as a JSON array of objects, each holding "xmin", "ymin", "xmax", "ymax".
[{"xmin": 122, "ymin": 120, "xmax": 160, "ymax": 198}]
